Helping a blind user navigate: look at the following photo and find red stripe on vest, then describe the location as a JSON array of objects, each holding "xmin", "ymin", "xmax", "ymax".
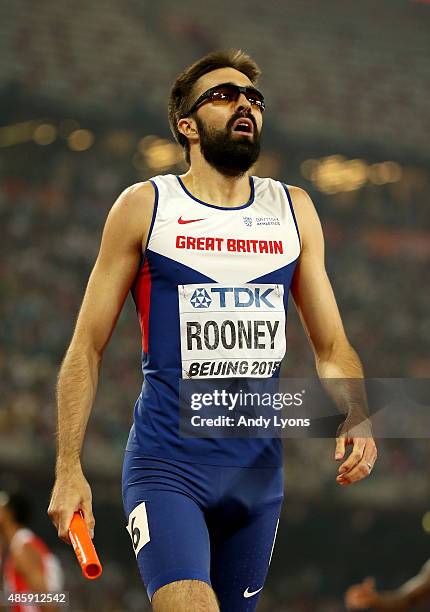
[{"xmin": 135, "ymin": 259, "xmax": 152, "ymax": 353}]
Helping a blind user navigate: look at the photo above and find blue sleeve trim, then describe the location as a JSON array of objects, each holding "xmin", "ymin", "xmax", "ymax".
[
  {"xmin": 142, "ymin": 179, "xmax": 159, "ymax": 262},
  {"xmin": 281, "ymin": 183, "xmax": 301, "ymax": 248}
]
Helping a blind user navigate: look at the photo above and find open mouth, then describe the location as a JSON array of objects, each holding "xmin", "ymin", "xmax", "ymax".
[{"xmin": 232, "ymin": 118, "xmax": 254, "ymax": 135}]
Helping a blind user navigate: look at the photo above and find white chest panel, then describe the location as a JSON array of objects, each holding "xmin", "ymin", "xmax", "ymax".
[{"xmin": 147, "ymin": 175, "xmax": 300, "ymax": 284}]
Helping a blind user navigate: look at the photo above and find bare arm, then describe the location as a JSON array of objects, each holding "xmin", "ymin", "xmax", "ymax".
[
  {"xmin": 290, "ymin": 187, "xmax": 377, "ymax": 485},
  {"xmin": 48, "ymin": 182, "xmax": 155, "ymax": 541},
  {"xmin": 380, "ymin": 562, "xmax": 430, "ymax": 609},
  {"xmin": 345, "ymin": 564, "xmax": 430, "ymax": 610}
]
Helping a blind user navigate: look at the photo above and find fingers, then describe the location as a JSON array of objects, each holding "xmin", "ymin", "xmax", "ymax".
[
  {"xmin": 81, "ymin": 501, "xmax": 96, "ymax": 539},
  {"xmin": 345, "ymin": 587, "xmax": 373, "ymax": 609},
  {"xmin": 335, "ymin": 435, "xmax": 346, "ymax": 460},
  {"xmin": 337, "ymin": 438, "xmax": 366, "ymax": 479},
  {"xmin": 47, "ymin": 501, "xmax": 74, "ymax": 545},
  {"xmin": 345, "ymin": 586, "xmax": 366, "ymax": 609},
  {"xmin": 337, "ymin": 439, "xmax": 377, "ymax": 486},
  {"xmin": 47, "ymin": 475, "xmax": 95, "ymax": 543},
  {"xmin": 58, "ymin": 507, "xmax": 76, "ymax": 544},
  {"xmin": 345, "ymin": 578, "xmax": 377, "ymax": 609},
  {"xmin": 48, "ymin": 504, "xmax": 95, "ymax": 544}
]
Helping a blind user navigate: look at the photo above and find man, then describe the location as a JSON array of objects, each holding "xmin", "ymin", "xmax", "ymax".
[
  {"xmin": 345, "ymin": 566, "xmax": 430, "ymax": 611},
  {"xmin": 0, "ymin": 491, "xmax": 63, "ymax": 612},
  {"xmin": 47, "ymin": 49, "xmax": 377, "ymax": 611}
]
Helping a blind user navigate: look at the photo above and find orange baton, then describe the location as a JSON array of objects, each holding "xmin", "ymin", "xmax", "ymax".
[{"xmin": 68, "ymin": 511, "xmax": 102, "ymax": 579}]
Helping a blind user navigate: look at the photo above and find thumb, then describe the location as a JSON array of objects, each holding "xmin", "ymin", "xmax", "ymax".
[
  {"xmin": 335, "ymin": 436, "xmax": 346, "ymax": 460},
  {"xmin": 58, "ymin": 508, "xmax": 75, "ymax": 544}
]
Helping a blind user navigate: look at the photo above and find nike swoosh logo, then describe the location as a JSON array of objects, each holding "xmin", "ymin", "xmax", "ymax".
[
  {"xmin": 243, "ymin": 586, "xmax": 263, "ymax": 598},
  {"xmin": 178, "ymin": 216, "xmax": 206, "ymax": 224}
]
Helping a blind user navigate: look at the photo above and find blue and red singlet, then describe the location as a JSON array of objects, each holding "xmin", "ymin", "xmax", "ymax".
[{"xmin": 123, "ymin": 174, "xmax": 301, "ymax": 610}]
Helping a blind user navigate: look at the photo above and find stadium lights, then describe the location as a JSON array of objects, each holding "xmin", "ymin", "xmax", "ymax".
[
  {"xmin": 138, "ymin": 135, "xmax": 159, "ymax": 153},
  {"xmin": 301, "ymin": 156, "xmax": 402, "ymax": 194},
  {"xmin": 135, "ymin": 136, "xmax": 183, "ymax": 171},
  {"xmin": 145, "ymin": 140, "xmax": 183, "ymax": 171},
  {"xmin": 367, "ymin": 162, "xmax": 402, "ymax": 185},
  {"xmin": 422, "ymin": 511, "xmax": 430, "ymax": 534},
  {"xmin": 0, "ymin": 121, "xmax": 38, "ymax": 147},
  {"xmin": 33, "ymin": 124, "xmax": 57, "ymax": 146},
  {"xmin": 67, "ymin": 129, "xmax": 95, "ymax": 151}
]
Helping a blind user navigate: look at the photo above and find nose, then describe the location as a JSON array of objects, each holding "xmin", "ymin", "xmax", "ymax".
[{"xmin": 236, "ymin": 92, "xmax": 252, "ymax": 113}]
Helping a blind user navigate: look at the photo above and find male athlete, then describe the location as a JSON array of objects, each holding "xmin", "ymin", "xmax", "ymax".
[
  {"xmin": 0, "ymin": 491, "xmax": 63, "ymax": 612},
  {"xmin": 345, "ymin": 565, "xmax": 430, "ymax": 610},
  {"xmin": 47, "ymin": 49, "xmax": 377, "ymax": 611}
]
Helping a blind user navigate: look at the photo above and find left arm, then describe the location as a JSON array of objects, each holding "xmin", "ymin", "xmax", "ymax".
[
  {"xmin": 345, "ymin": 562, "xmax": 430, "ymax": 610},
  {"xmin": 289, "ymin": 186, "xmax": 377, "ymax": 485}
]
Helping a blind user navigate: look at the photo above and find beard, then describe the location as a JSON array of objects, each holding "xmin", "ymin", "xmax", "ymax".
[{"xmin": 194, "ymin": 113, "xmax": 261, "ymax": 177}]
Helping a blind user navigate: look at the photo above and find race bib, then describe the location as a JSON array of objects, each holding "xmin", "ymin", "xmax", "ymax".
[{"xmin": 178, "ymin": 283, "xmax": 286, "ymax": 379}]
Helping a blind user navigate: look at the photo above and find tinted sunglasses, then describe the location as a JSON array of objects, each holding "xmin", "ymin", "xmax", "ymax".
[{"xmin": 185, "ymin": 82, "xmax": 266, "ymax": 116}]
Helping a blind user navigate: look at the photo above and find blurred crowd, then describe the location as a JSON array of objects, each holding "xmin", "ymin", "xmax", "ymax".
[
  {"xmin": 1, "ymin": 120, "xmax": 429, "ymax": 612},
  {"xmin": 1, "ymin": 1, "xmax": 430, "ymax": 608},
  {"xmin": 1, "ymin": 0, "xmax": 429, "ymax": 155},
  {"xmin": 1, "ymin": 134, "xmax": 429, "ymax": 490}
]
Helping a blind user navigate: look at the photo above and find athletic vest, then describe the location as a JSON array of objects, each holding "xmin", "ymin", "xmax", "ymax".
[{"xmin": 126, "ymin": 174, "xmax": 301, "ymax": 466}]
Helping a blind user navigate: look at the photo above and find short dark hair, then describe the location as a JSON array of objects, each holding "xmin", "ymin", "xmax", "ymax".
[
  {"xmin": 5, "ymin": 492, "xmax": 31, "ymax": 525},
  {"xmin": 168, "ymin": 49, "xmax": 261, "ymax": 164}
]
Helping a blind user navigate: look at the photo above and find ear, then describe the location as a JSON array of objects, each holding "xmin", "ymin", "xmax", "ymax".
[{"xmin": 178, "ymin": 117, "xmax": 198, "ymax": 141}]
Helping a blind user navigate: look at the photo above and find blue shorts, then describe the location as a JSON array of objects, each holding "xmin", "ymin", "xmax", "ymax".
[{"xmin": 122, "ymin": 452, "xmax": 283, "ymax": 611}]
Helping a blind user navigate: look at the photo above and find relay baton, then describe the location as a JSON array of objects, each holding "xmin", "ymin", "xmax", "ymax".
[{"xmin": 68, "ymin": 511, "xmax": 102, "ymax": 579}]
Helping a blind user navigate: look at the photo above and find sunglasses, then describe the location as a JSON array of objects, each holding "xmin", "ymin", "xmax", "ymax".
[{"xmin": 185, "ymin": 82, "xmax": 266, "ymax": 116}]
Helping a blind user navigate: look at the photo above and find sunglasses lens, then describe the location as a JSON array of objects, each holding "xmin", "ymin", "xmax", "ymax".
[
  {"xmin": 190, "ymin": 84, "xmax": 265, "ymax": 114},
  {"xmin": 210, "ymin": 85, "xmax": 238, "ymax": 103},
  {"xmin": 246, "ymin": 90, "xmax": 265, "ymax": 110}
]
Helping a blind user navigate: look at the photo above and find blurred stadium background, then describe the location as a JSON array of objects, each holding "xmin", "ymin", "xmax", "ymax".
[{"xmin": 1, "ymin": 0, "xmax": 430, "ymax": 610}]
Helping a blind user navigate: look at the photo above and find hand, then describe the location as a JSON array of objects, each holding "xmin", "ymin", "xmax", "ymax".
[
  {"xmin": 345, "ymin": 577, "xmax": 380, "ymax": 609},
  {"xmin": 335, "ymin": 418, "xmax": 377, "ymax": 486},
  {"xmin": 47, "ymin": 466, "xmax": 95, "ymax": 544}
]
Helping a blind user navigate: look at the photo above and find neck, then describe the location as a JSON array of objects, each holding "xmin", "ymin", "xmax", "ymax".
[{"xmin": 180, "ymin": 158, "xmax": 252, "ymax": 208}]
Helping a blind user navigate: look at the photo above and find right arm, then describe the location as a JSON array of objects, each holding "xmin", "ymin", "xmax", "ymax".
[
  {"xmin": 345, "ymin": 563, "xmax": 430, "ymax": 611},
  {"xmin": 47, "ymin": 182, "xmax": 155, "ymax": 542}
]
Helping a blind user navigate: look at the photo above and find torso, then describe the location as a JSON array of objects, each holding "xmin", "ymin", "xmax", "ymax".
[{"xmin": 127, "ymin": 174, "xmax": 301, "ymax": 467}]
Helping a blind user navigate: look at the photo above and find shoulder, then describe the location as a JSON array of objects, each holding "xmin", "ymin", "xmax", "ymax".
[
  {"xmin": 92, "ymin": 181, "xmax": 158, "ymax": 254},
  {"xmin": 104, "ymin": 181, "xmax": 156, "ymax": 241},
  {"xmin": 253, "ymin": 177, "xmax": 314, "ymax": 212},
  {"xmin": 284, "ymin": 184, "xmax": 315, "ymax": 211},
  {"xmin": 112, "ymin": 181, "xmax": 156, "ymax": 217}
]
